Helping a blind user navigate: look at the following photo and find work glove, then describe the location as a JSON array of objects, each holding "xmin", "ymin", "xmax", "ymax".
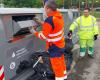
[
  {"xmin": 33, "ymin": 17, "xmax": 43, "ymax": 25},
  {"xmin": 94, "ymin": 34, "xmax": 98, "ymax": 40},
  {"xmin": 29, "ymin": 26, "xmax": 36, "ymax": 34},
  {"xmin": 68, "ymin": 30, "xmax": 72, "ymax": 39}
]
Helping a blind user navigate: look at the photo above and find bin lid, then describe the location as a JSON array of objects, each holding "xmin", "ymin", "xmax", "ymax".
[
  {"xmin": 0, "ymin": 8, "xmax": 43, "ymax": 15},
  {"xmin": 0, "ymin": 8, "xmax": 79, "ymax": 15}
]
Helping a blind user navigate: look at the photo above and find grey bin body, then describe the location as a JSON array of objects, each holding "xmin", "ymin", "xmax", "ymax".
[{"xmin": 0, "ymin": 8, "xmax": 79, "ymax": 80}]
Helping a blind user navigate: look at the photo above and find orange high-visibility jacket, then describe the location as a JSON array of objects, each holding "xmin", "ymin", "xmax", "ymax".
[{"xmin": 34, "ymin": 11, "xmax": 65, "ymax": 50}]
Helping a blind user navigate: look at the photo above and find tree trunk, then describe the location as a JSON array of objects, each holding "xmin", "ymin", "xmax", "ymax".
[
  {"xmin": 85, "ymin": 0, "xmax": 88, "ymax": 8},
  {"xmin": 78, "ymin": 0, "xmax": 81, "ymax": 12},
  {"xmin": 91, "ymin": 0, "xmax": 94, "ymax": 15},
  {"xmin": 71, "ymin": 0, "xmax": 72, "ymax": 8},
  {"xmin": 62, "ymin": 0, "xmax": 64, "ymax": 8}
]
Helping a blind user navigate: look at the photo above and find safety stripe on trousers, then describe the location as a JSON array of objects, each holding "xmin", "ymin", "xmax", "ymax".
[
  {"xmin": 64, "ymin": 70, "xmax": 67, "ymax": 79},
  {"xmin": 0, "ymin": 65, "xmax": 5, "ymax": 80},
  {"xmin": 55, "ymin": 70, "xmax": 67, "ymax": 80},
  {"xmin": 55, "ymin": 75, "xmax": 67, "ymax": 80}
]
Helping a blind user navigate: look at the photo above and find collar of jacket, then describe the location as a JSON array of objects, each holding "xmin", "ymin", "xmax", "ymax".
[
  {"xmin": 47, "ymin": 10, "xmax": 61, "ymax": 17},
  {"xmin": 83, "ymin": 15, "xmax": 91, "ymax": 18}
]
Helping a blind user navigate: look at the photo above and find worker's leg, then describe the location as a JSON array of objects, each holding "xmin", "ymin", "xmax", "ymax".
[
  {"xmin": 87, "ymin": 39, "xmax": 94, "ymax": 56},
  {"xmin": 79, "ymin": 39, "xmax": 87, "ymax": 57},
  {"xmin": 60, "ymin": 54, "xmax": 67, "ymax": 79},
  {"xmin": 50, "ymin": 54, "xmax": 66, "ymax": 80},
  {"xmin": 66, "ymin": 52, "xmax": 73, "ymax": 71}
]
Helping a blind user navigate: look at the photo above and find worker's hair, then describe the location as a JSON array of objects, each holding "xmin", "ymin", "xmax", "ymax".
[
  {"xmin": 45, "ymin": 0, "xmax": 57, "ymax": 11},
  {"xmin": 84, "ymin": 8, "xmax": 90, "ymax": 11}
]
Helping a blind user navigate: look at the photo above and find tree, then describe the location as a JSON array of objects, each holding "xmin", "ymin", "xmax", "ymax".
[
  {"xmin": 55, "ymin": 0, "xmax": 63, "ymax": 8},
  {"xmin": 4, "ymin": 0, "xmax": 43, "ymax": 8},
  {"xmin": 3, "ymin": 0, "xmax": 100, "ymax": 8}
]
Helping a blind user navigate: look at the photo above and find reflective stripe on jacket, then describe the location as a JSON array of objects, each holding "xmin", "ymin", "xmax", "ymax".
[
  {"xmin": 69, "ymin": 15, "xmax": 99, "ymax": 39},
  {"xmin": 34, "ymin": 11, "xmax": 65, "ymax": 50}
]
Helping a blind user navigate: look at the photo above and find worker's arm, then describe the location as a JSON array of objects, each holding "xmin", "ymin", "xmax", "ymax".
[
  {"xmin": 34, "ymin": 22, "xmax": 52, "ymax": 40},
  {"xmin": 69, "ymin": 17, "xmax": 80, "ymax": 32},
  {"xmin": 93, "ymin": 18, "xmax": 99, "ymax": 35}
]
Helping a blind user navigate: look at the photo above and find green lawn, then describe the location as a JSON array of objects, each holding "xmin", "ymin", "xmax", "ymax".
[
  {"xmin": 93, "ymin": 12, "xmax": 100, "ymax": 18},
  {"xmin": 80, "ymin": 11, "xmax": 100, "ymax": 18}
]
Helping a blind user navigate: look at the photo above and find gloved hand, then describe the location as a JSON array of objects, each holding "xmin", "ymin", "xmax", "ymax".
[
  {"xmin": 29, "ymin": 26, "xmax": 36, "ymax": 34},
  {"xmin": 33, "ymin": 17, "xmax": 43, "ymax": 25},
  {"xmin": 94, "ymin": 34, "xmax": 98, "ymax": 40},
  {"xmin": 68, "ymin": 30, "xmax": 72, "ymax": 39}
]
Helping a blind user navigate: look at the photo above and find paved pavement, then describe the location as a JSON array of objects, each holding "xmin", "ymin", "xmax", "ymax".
[{"xmin": 67, "ymin": 21, "xmax": 100, "ymax": 80}]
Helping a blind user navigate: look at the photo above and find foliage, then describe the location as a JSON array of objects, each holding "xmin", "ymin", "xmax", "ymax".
[
  {"xmin": 94, "ymin": 12, "xmax": 100, "ymax": 18},
  {"xmin": 3, "ymin": 0, "xmax": 43, "ymax": 8},
  {"xmin": 2, "ymin": 0, "xmax": 100, "ymax": 8}
]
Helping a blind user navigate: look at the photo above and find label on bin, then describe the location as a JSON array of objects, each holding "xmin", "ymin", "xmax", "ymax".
[
  {"xmin": 12, "ymin": 52, "xmax": 16, "ymax": 58},
  {"xmin": 10, "ymin": 62, "xmax": 16, "ymax": 70}
]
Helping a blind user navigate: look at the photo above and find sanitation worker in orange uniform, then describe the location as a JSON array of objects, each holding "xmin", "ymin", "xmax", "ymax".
[{"xmin": 29, "ymin": 1, "xmax": 67, "ymax": 80}]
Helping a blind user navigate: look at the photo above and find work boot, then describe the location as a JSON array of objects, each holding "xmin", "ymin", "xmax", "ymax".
[
  {"xmin": 88, "ymin": 54, "xmax": 94, "ymax": 58},
  {"xmin": 79, "ymin": 52, "xmax": 85, "ymax": 59},
  {"xmin": 88, "ymin": 47, "xmax": 94, "ymax": 58}
]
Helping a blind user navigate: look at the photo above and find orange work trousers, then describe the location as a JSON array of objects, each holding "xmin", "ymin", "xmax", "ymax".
[{"xmin": 50, "ymin": 54, "xmax": 67, "ymax": 79}]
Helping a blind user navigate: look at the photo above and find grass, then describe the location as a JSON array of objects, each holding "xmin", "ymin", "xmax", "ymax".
[
  {"xmin": 80, "ymin": 11, "xmax": 100, "ymax": 18},
  {"xmin": 93, "ymin": 11, "xmax": 100, "ymax": 18}
]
